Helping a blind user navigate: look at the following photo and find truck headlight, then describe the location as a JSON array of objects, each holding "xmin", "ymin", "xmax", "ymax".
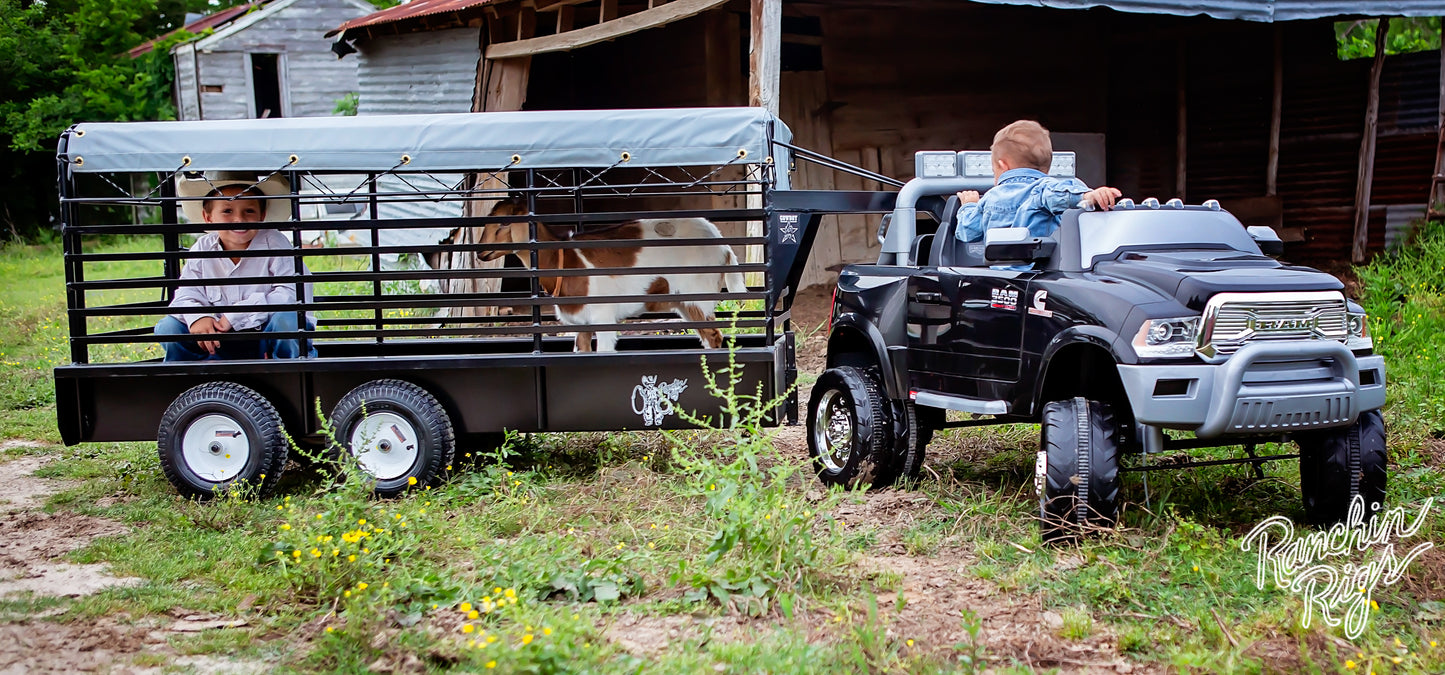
[
  {"xmin": 1133, "ymin": 317, "xmax": 1200, "ymax": 358},
  {"xmin": 1346, "ymin": 311, "xmax": 1372, "ymax": 351}
]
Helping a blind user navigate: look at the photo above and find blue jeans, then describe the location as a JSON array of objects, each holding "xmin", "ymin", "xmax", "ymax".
[{"xmin": 156, "ymin": 314, "xmax": 316, "ymax": 361}]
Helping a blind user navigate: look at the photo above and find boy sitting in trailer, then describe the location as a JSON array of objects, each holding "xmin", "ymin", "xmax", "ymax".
[
  {"xmin": 155, "ymin": 172, "xmax": 315, "ymax": 361},
  {"xmin": 954, "ymin": 120, "xmax": 1122, "ymax": 242}
]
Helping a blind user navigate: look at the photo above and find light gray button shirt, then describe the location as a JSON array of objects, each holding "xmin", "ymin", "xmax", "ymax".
[{"xmin": 168, "ymin": 230, "xmax": 311, "ymax": 330}]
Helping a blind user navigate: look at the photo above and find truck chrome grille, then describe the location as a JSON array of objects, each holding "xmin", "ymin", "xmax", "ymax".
[{"xmin": 1198, "ymin": 291, "xmax": 1349, "ymax": 358}]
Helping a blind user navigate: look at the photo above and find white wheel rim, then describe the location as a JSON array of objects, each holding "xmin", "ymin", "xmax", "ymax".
[
  {"xmin": 350, "ymin": 412, "xmax": 419, "ymax": 481},
  {"xmin": 181, "ymin": 413, "xmax": 250, "ymax": 481}
]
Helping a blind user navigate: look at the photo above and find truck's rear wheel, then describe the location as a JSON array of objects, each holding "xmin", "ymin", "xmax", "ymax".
[
  {"xmin": 332, "ymin": 379, "xmax": 455, "ymax": 497},
  {"xmin": 157, "ymin": 382, "xmax": 288, "ymax": 500},
  {"xmin": 1037, "ymin": 397, "xmax": 1121, "ymax": 543},
  {"xmin": 892, "ymin": 401, "xmax": 934, "ymax": 482},
  {"xmin": 808, "ymin": 366, "xmax": 895, "ymax": 489},
  {"xmin": 1297, "ymin": 410, "xmax": 1386, "ymax": 524}
]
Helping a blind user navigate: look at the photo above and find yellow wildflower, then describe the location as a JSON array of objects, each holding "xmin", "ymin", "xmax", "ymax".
[
  {"xmin": 463, "ymin": 624, "xmax": 475, "ymax": 634},
  {"xmin": 522, "ymin": 634, "xmax": 534, "ymax": 645},
  {"xmin": 407, "ymin": 476, "xmax": 418, "ymax": 485}
]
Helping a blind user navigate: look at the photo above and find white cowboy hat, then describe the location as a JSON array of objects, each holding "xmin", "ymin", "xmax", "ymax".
[{"xmin": 175, "ymin": 171, "xmax": 292, "ymax": 224}]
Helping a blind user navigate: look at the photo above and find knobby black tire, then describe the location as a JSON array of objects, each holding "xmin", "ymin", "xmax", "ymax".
[
  {"xmin": 1298, "ymin": 410, "xmax": 1387, "ymax": 525},
  {"xmin": 157, "ymin": 381, "xmax": 288, "ymax": 500},
  {"xmin": 1038, "ymin": 397, "xmax": 1121, "ymax": 544},
  {"xmin": 332, "ymin": 379, "xmax": 455, "ymax": 498},
  {"xmin": 807, "ymin": 366, "xmax": 896, "ymax": 490},
  {"xmin": 893, "ymin": 401, "xmax": 934, "ymax": 483}
]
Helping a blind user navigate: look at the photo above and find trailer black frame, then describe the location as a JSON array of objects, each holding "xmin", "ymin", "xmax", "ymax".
[{"xmin": 53, "ymin": 109, "xmax": 910, "ymax": 457}]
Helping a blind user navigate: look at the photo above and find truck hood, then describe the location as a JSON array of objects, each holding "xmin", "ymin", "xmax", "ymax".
[{"xmin": 1092, "ymin": 250, "xmax": 1344, "ymax": 311}]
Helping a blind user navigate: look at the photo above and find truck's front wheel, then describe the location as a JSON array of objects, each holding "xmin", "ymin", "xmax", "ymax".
[
  {"xmin": 1297, "ymin": 410, "xmax": 1387, "ymax": 524},
  {"xmin": 1037, "ymin": 397, "xmax": 1121, "ymax": 543},
  {"xmin": 808, "ymin": 366, "xmax": 895, "ymax": 489}
]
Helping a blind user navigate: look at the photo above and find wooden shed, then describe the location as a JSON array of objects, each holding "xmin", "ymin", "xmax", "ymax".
[
  {"xmin": 328, "ymin": 0, "xmax": 1445, "ymax": 288},
  {"xmin": 134, "ymin": 0, "xmax": 376, "ymax": 120}
]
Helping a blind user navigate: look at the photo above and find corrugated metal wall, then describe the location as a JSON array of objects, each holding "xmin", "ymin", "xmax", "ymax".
[
  {"xmin": 173, "ymin": 0, "xmax": 370, "ymax": 120},
  {"xmin": 353, "ymin": 26, "xmax": 482, "ymax": 225},
  {"xmin": 355, "ymin": 27, "xmax": 481, "ymax": 115}
]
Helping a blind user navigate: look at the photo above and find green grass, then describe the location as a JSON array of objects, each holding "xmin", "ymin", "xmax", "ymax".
[{"xmin": 5, "ymin": 231, "xmax": 1445, "ymax": 672}]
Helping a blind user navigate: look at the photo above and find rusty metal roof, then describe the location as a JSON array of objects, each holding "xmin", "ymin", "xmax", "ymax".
[
  {"xmin": 326, "ymin": 0, "xmax": 499, "ymax": 38},
  {"xmin": 128, "ymin": 1, "xmax": 270, "ymax": 57}
]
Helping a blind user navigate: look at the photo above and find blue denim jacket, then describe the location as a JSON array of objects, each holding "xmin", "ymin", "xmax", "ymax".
[{"xmin": 955, "ymin": 168, "xmax": 1092, "ymax": 243}]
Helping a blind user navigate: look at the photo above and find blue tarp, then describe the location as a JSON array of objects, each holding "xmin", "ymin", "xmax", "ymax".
[
  {"xmin": 967, "ymin": 0, "xmax": 1445, "ymax": 22},
  {"xmin": 62, "ymin": 107, "xmax": 793, "ymax": 178}
]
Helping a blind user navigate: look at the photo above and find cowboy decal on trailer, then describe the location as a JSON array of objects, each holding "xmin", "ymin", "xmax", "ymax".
[{"xmin": 632, "ymin": 375, "xmax": 689, "ymax": 426}]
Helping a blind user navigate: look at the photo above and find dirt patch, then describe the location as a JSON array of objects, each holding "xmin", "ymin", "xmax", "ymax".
[
  {"xmin": 790, "ymin": 283, "xmax": 833, "ymax": 382},
  {"xmin": 606, "ymin": 612, "xmax": 754, "ymax": 656},
  {"xmin": 832, "ymin": 490, "xmax": 939, "ymax": 552},
  {"xmin": 857, "ymin": 552, "xmax": 1155, "ymax": 674},
  {"xmin": 0, "ymin": 457, "xmax": 140, "ymax": 600},
  {"xmin": 0, "ymin": 456, "xmax": 70, "ymax": 510},
  {"xmin": 0, "ymin": 618, "xmax": 269, "ymax": 675},
  {"xmin": 0, "ymin": 619, "xmax": 165, "ymax": 674},
  {"xmin": 0, "ymin": 439, "xmax": 57, "ymax": 453},
  {"xmin": 0, "ymin": 510, "xmax": 141, "ymax": 599}
]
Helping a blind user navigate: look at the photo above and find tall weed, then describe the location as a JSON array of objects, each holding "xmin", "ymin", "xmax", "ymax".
[
  {"xmin": 666, "ymin": 337, "xmax": 846, "ymax": 615},
  {"xmin": 1356, "ymin": 219, "xmax": 1445, "ymax": 442}
]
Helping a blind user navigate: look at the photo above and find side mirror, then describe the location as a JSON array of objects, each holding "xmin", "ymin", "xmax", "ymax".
[
  {"xmin": 1247, "ymin": 225, "xmax": 1284, "ymax": 256},
  {"xmin": 984, "ymin": 227, "xmax": 1056, "ymax": 263}
]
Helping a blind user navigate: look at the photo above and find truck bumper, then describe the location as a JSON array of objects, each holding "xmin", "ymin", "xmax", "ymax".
[{"xmin": 1117, "ymin": 341, "xmax": 1386, "ymax": 439}]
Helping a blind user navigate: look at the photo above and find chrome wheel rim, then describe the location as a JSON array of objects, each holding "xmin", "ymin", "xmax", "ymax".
[
  {"xmin": 813, "ymin": 389, "xmax": 854, "ymax": 472},
  {"xmin": 181, "ymin": 413, "xmax": 250, "ymax": 481},
  {"xmin": 350, "ymin": 412, "xmax": 419, "ymax": 481}
]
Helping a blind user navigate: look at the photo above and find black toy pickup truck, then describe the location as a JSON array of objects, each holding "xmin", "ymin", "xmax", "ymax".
[{"xmin": 806, "ymin": 150, "xmax": 1386, "ymax": 540}]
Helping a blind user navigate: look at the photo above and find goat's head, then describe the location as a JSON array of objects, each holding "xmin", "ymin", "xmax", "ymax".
[{"xmin": 479, "ymin": 199, "xmax": 530, "ymax": 262}]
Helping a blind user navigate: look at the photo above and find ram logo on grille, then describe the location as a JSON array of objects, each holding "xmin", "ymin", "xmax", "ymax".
[
  {"xmin": 1197, "ymin": 290, "xmax": 1349, "ymax": 359},
  {"xmin": 1246, "ymin": 316, "xmax": 1321, "ymax": 333}
]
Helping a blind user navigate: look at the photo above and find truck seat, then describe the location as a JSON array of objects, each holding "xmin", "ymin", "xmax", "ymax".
[{"xmin": 928, "ymin": 195, "xmax": 988, "ymax": 267}]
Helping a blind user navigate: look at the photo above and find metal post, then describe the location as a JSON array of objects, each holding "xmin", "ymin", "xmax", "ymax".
[
  {"xmin": 288, "ymin": 170, "xmax": 306, "ymax": 355},
  {"xmin": 369, "ymin": 173, "xmax": 383, "ymax": 343},
  {"xmin": 159, "ymin": 176, "xmax": 180, "ymax": 303}
]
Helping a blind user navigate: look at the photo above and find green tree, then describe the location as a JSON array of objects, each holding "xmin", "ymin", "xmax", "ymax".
[
  {"xmin": 0, "ymin": 0, "xmax": 246, "ymax": 239},
  {"xmin": 1336, "ymin": 17, "xmax": 1442, "ymax": 60}
]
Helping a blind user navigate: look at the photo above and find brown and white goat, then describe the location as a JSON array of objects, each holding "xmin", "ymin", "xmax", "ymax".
[{"xmin": 480, "ymin": 201, "xmax": 747, "ymax": 352}]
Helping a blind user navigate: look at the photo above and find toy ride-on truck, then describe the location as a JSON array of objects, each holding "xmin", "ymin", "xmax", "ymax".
[
  {"xmin": 53, "ymin": 108, "xmax": 852, "ymax": 499},
  {"xmin": 806, "ymin": 150, "xmax": 1386, "ymax": 540}
]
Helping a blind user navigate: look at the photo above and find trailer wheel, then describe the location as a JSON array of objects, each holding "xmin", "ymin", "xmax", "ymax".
[
  {"xmin": 1037, "ymin": 397, "xmax": 1121, "ymax": 544},
  {"xmin": 332, "ymin": 379, "xmax": 455, "ymax": 497},
  {"xmin": 807, "ymin": 366, "xmax": 895, "ymax": 489},
  {"xmin": 1297, "ymin": 410, "xmax": 1387, "ymax": 525},
  {"xmin": 157, "ymin": 382, "xmax": 288, "ymax": 500}
]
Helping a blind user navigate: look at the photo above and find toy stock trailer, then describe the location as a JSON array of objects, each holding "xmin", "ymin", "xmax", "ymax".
[{"xmin": 52, "ymin": 108, "xmax": 896, "ymax": 499}]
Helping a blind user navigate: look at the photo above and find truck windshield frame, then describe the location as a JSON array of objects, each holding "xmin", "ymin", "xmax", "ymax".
[{"xmin": 1077, "ymin": 210, "xmax": 1262, "ymax": 269}]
